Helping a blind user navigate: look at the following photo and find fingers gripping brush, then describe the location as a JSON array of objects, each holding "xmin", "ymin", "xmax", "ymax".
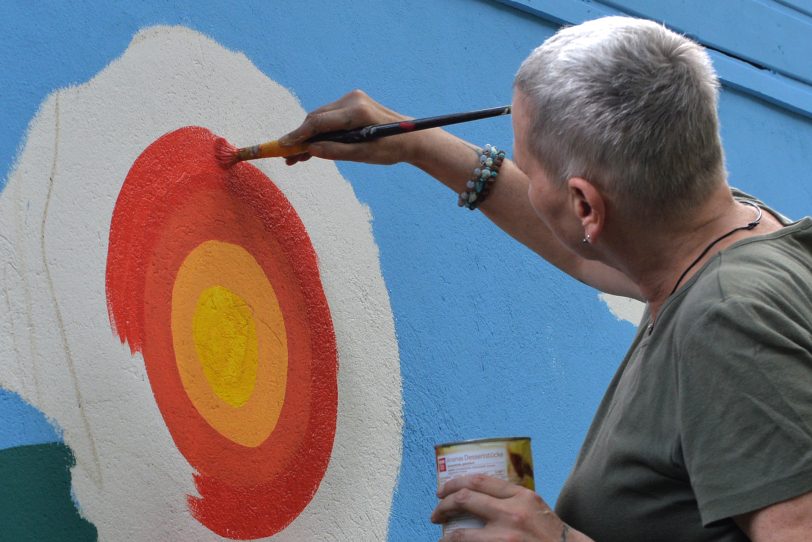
[{"xmin": 215, "ymin": 105, "xmax": 512, "ymax": 168}]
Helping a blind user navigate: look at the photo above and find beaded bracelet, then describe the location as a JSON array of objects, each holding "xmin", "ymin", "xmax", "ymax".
[{"xmin": 458, "ymin": 144, "xmax": 505, "ymax": 210}]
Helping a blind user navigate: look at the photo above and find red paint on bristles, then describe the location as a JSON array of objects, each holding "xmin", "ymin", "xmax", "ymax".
[{"xmin": 214, "ymin": 137, "xmax": 240, "ymax": 168}]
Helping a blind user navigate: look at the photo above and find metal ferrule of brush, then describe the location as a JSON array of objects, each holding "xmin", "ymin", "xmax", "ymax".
[{"xmin": 238, "ymin": 145, "xmax": 263, "ymax": 161}]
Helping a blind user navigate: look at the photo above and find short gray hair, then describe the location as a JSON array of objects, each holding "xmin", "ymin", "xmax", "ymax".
[{"xmin": 514, "ymin": 16, "xmax": 725, "ymax": 220}]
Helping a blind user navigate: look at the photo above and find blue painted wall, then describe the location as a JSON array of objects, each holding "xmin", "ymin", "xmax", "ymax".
[
  {"xmin": 2, "ymin": 1, "xmax": 810, "ymax": 540},
  {"xmin": 0, "ymin": 389, "xmax": 61, "ymax": 450}
]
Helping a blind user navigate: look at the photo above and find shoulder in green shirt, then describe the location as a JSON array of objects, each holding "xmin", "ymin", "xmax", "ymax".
[{"xmin": 555, "ymin": 205, "xmax": 812, "ymax": 542}]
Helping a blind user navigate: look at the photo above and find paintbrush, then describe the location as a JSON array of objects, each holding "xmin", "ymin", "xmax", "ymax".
[{"xmin": 215, "ymin": 104, "xmax": 512, "ymax": 167}]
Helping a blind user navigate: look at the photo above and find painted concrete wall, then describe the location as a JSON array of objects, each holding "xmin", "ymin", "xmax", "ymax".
[{"xmin": 1, "ymin": 1, "xmax": 810, "ymax": 540}]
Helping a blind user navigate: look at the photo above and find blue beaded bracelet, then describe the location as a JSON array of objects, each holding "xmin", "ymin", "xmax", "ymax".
[{"xmin": 458, "ymin": 144, "xmax": 505, "ymax": 210}]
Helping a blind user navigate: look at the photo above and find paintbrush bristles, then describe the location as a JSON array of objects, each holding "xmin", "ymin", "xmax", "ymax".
[
  {"xmin": 215, "ymin": 137, "xmax": 310, "ymax": 168},
  {"xmin": 214, "ymin": 137, "xmax": 240, "ymax": 168}
]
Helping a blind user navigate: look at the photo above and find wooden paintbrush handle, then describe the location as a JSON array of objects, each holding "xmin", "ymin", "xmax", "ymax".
[{"xmin": 238, "ymin": 140, "xmax": 310, "ymax": 160}]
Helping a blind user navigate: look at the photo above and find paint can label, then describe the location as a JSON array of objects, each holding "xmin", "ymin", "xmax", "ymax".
[{"xmin": 435, "ymin": 437, "xmax": 534, "ymax": 535}]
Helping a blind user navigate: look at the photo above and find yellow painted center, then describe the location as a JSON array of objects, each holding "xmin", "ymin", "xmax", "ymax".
[{"xmin": 193, "ymin": 285, "xmax": 259, "ymax": 408}]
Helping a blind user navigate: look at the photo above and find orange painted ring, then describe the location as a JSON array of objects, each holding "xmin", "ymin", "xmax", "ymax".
[
  {"xmin": 171, "ymin": 240, "xmax": 288, "ymax": 448},
  {"xmin": 142, "ymin": 174, "xmax": 318, "ymax": 486}
]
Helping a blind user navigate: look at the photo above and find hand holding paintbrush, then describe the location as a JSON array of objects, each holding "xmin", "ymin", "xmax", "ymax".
[{"xmin": 216, "ymin": 98, "xmax": 510, "ymax": 168}]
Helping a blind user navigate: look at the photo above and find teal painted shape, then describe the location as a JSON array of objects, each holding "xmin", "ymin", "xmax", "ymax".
[
  {"xmin": 0, "ymin": 443, "xmax": 97, "ymax": 541},
  {"xmin": 0, "ymin": 388, "xmax": 62, "ymax": 450}
]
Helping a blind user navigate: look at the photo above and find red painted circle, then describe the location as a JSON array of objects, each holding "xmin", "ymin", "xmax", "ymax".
[{"xmin": 106, "ymin": 127, "xmax": 338, "ymax": 539}]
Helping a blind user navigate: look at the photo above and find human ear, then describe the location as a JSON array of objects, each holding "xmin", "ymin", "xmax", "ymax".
[{"xmin": 567, "ymin": 177, "xmax": 605, "ymax": 242}]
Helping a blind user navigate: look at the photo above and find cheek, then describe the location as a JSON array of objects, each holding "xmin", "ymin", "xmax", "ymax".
[
  {"xmin": 527, "ymin": 180, "xmax": 574, "ymax": 245},
  {"xmin": 527, "ymin": 179, "xmax": 553, "ymax": 223}
]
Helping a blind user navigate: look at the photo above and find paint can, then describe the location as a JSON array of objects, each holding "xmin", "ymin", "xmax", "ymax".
[{"xmin": 435, "ymin": 437, "xmax": 534, "ymax": 535}]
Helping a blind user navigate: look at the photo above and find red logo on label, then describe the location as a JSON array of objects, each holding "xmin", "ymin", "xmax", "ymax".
[{"xmin": 438, "ymin": 458, "xmax": 446, "ymax": 472}]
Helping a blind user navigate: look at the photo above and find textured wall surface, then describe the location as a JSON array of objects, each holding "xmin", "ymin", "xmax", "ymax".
[{"xmin": 1, "ymin": 1, "xmax": 810, "ymax": 541}]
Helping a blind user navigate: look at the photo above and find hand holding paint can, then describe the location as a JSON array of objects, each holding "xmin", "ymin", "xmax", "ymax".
[{"xmin": 435, "ymin": 437, "xmax": 535, "ymax": 535}]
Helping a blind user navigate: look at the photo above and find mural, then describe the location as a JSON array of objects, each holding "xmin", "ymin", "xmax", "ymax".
[
  {"xmin": 0, "ymin": 26, "xmax": 402, "ymax": 540},
  {"xmin": 0, "ymin": 389, "xmax": 97, "ymax": 540},
  {"xmin": 1, "ymin": 1, "xmax": 810, "ymax": 541}
]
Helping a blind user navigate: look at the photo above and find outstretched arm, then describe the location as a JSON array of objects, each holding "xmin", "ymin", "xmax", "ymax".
[{"xmin": 282, "ymin": 90, "xmax": 641, "ymax": 299}]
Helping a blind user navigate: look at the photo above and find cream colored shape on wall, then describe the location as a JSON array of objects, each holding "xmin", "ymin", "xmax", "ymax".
[
  {"xmin": 0, "ymin": 25, "xmax": 403, "ymax": 541},
  {"xmin": 599, "ymin": 293, "xmax": 646, "ymax": 326}
]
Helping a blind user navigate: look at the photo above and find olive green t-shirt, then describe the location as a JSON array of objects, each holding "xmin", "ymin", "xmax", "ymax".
[{"xmin": 555, "ymin": 206, "xmax": 812, "ymax": 541}]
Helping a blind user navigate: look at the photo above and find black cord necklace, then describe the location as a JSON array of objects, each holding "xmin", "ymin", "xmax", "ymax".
[{"xmin": 668, "ymin": 200, "xmax": 763, "ymax": 297}]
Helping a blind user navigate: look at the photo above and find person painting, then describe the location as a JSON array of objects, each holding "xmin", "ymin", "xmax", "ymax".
[{"xmin": 280, "ymin": 16, "xmax": 812, "ymax": 542}]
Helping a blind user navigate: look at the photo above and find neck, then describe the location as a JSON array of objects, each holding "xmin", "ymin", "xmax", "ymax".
[{"xmin": 607, "ymin": 187, "xmax": 757, "ymax": 317}]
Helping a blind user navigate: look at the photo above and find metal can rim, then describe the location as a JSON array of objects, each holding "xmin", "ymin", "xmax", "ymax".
[{"xmin": 435, "ymin": 436, "xmax": 531, "ymax": 450}]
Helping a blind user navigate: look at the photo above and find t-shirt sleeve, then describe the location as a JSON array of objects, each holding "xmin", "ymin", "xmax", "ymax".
[{"xmin": 677, "ymin": 294, "xmax": 812, "ymax": 526}]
